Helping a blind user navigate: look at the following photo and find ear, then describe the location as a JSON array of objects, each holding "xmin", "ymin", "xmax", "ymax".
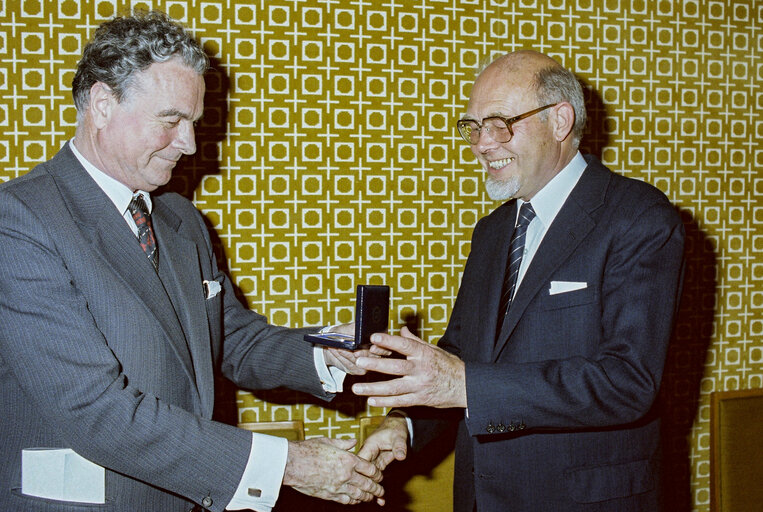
[
  {"xmin": 552, "ymin": 102, "xmax": 575, "ymax": 142},
  {"xmin": 88, "ymin": 82, "xmax": 116, "ymax": 129}
]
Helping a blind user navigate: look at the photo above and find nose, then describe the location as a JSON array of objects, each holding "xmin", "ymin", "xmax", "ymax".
[
  {"xmin": 473, "ymin": 124, "xmax": 499, "ymax": 154},
  {"xmin": 174, "ymin": 120, "xmax": 197, "ymax": 156}
]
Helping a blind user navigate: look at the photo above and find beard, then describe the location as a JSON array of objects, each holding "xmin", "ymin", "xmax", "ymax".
[{"xmin": 485, "ymin": 175, "xmax": 521, "ymax": 201}]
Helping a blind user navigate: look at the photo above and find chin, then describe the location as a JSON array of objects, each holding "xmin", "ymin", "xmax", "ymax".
[
  {"xmin": 485, "ymin": 175, "xmax": 521, "ymax": 201},
  {"xmin": 144, "ymin": 172, "xmax": 173, "ymax": 191}
]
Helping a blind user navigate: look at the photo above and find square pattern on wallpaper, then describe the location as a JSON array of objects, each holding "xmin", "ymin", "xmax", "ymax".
[{"xmin": 0, "ymin": 1, "xmax": 760, "ymax": 510}]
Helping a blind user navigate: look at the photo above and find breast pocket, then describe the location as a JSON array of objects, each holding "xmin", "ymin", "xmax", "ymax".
[
  {"xmin": 543, "ymin": 286, "xmax": 598, "ymax": 311},
  {"xmin": 203, "ymin": 274, "xmax": 225, "ymax": 343}
]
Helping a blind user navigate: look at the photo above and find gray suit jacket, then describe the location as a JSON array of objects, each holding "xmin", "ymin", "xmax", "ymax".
[
  {"xmin": 412, "ymin": 155, "xmax": 685, "ymax": 511},
  {"xmin": 0, "ymin": 144, "xmax": 330, "ymax": 511}
]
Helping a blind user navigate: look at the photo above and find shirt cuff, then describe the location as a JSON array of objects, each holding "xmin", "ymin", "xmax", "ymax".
[
  {"xmin": 313, "ymin": 345, "xmax": 347, "ymax": 393},
  {"xmin": 227, "ymin": 433, "xmax": 287, "ymax": 511}
]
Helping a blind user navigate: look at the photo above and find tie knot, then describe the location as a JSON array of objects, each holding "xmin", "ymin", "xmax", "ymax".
[
  {"xmin": 517, "ymin": 202, "xmax": 536, "ymax": 228},
  {"xmin": 129, "ymin": 194, "xmax": 150, "ymax": 217}
]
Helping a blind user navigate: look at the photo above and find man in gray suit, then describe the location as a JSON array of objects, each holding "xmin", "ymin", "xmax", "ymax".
[
  {"xmin": 353, "ymin": 51, "xmax": 685, "ymax": 511},
  {"xmin": 0, "ymin": 10, "xmax": 383, "ymax": 511}
]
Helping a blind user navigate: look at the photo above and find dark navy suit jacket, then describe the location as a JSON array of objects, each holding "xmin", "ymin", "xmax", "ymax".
[
  {"xmin": 413, "ymin": 155, "xmax": 685, "ymax": 511},
  {"xmin": 0, "ymin": 144, "xmax": 330, "ymax": 511}
]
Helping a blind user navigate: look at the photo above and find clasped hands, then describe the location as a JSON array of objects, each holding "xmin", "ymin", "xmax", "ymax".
[
  {"xmin": 294, "ymin": 326, "xmax": 465, "ymax": 505},
  {"xmin": 354, "ymin": 326, "xmax": 466, "ymax": 482}
]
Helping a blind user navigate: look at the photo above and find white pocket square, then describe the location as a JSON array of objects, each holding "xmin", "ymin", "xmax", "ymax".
[
  {"xmin": 549, "ymin": 281, "xmax": 587, "ymax": 295},
  {"xmin": 203, "ymin": 278, "xmax": 222, "ymax": 299}
]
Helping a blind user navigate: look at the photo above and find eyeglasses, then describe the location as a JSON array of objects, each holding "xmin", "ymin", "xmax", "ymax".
[{"xmin": 456, "ymin": 103, "xmax": 558, "ymax": 145}]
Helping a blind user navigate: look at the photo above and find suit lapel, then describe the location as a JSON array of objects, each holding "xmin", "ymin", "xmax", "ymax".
[
  {"xmin": 50, "ymin": 145, "xmax": 198, "ymax": 391},
  {"xmin": 493, "ymin": 160, "xmax": 610, "ymax": 359},
  {"xmin": 152, "ymin": 200, "xmax": 215, "ymax": 417},
  {"xmin": 476, "ymin": 201, "xmax": 518, "ymax": 362}
]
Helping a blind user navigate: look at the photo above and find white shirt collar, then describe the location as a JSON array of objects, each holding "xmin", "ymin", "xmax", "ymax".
[
  {"xmin": 517, "ymin": 151, "xmax": 586, "ymax": 229},
  {"xmin": 68, "ymin": 140, "xmax": 153, "ymax": 215}
]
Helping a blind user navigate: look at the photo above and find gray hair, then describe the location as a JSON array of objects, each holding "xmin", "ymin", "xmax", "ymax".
[
  {"xmin": 533, "ymin": 65, "xmax": 587, "ymax": 148},
  {"xmin": 72, "ymin": 10, "xmax": 208, "ymax": 114}
]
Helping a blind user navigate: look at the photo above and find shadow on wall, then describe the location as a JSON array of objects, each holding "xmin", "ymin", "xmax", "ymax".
[
  {"xmin": 580, "ymin": 79, "xmax": 716, "ymax": 511},
  {"xmin": 360, "ymin": 83, "xmax": 714, "ymax": 512},
  {"xmin": 165, "ymin": 54, "xmax": 229, "ymax": 201},
  {"xmin": 579, "ymin": 78, "xmax": 608, "ymax": 161},
  {"xmin": 659, "ymin": 212, "xmax": 717, "ymax": 512}
]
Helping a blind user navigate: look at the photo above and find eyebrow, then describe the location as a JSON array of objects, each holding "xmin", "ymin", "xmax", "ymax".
[
  {"xmin": 460, "ymin": 112, "xmax": 511, "ymax": 121},
  {"xmin": 157, "ymin": 108, "xmax": 202, "ymax": 122}
]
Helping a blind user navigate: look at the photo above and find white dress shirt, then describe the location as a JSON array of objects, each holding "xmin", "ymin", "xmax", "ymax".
[
  {"xmin": 512, "ymin": 151, "xmax": 587, "ymax": 296},
  {"xmin": 69, "ymin": 140, "xmax": 344, "ymax": 511}
]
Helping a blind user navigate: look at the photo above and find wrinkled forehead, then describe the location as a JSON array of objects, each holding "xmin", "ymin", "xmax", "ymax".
[{"xmin": 465, "ymin": 67, "xmax": 536, "ymax": 119}]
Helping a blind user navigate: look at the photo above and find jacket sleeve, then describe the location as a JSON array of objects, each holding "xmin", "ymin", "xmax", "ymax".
[
  {"xmin": 174, "ymin": 197, "xmax": 332, "ymax": 400},
  {"xmin": 0, "ymin": 185, "xmax": 260, "ymax": 511}
]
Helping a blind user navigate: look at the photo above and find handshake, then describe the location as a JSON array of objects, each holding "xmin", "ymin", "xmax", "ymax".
[{"xmin": 286, "ymin": 324, "xmax": 467, "ymax": 506}]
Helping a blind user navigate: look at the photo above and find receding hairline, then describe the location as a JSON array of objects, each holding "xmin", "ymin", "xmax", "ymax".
[{"xmin": 478, "ymin": 50, "xmax": 565, "ymax": 81}]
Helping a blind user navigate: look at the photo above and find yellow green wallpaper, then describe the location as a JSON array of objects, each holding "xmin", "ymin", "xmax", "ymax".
[{"xmin": 0, "ymin": 1, "xmax": 760, "ymax": 510}]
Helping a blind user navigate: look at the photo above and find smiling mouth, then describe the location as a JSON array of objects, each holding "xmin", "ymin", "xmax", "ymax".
[{"xmin": 488, "ymin": 157, "xmax": 515, "ymax": 170}]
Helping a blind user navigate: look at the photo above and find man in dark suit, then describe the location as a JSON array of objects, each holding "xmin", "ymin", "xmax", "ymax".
[
  {"xmin": 0, "ymin": 11, "xmax": 384, "ymax": 511},
  {"xmin": 353, "ymin": 50, "xmax": 685, "ymax": 511}
]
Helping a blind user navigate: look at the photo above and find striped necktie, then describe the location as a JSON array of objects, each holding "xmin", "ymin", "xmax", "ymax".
[{"xmin": 496, "ymin": 202, "xmax": 535, "ymax": 340}]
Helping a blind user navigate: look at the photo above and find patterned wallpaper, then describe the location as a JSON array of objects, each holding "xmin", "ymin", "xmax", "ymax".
[{"xmin": 0, "ymin": 1, "xmax": 759, "ymax": 510}]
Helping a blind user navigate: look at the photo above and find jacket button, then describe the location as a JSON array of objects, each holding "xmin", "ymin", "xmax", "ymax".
[
  {"xmin": 486, "ymin": 422, "xmax": 495, "ymax": 433},
  {"xmin": 508, "ymin": 422, "xmax": 516, "ymax": 431},
  {"xmin": 518, "ymin": 422, "xmax": 526, "ymax": 430},
  {"xmin": 496, "ymin": 423, "xmax": 506, "ymax": 432},
  {"xmin": 202, "ymin": 496, "xmax": 213, "ymax": 508}
]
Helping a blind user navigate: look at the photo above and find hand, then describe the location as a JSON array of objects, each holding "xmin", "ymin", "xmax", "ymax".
[
  {"xmin": 283, "ymin": 437, "xmax": 384, "ymax": 505},
  {"xmin": 323, "ymin": 323, "xmax": 392, "ymax": 376},
  {"xmin": 358, "ymin": 414, "xmax": 409, "ymax": 472},
  {"xmin": 351, "ymin": 326, "xmax": 467, "ymax": 409}
]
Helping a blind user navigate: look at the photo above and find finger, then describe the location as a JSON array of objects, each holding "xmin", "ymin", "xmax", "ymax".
[
  {"xmin": 357, "ymin": 443, "xmax": 379, "ymax": 462},
  {"xmin": 356, "ymin": 355, "xmax": 412, "ymax": 376},
  {"xmin": 351, "ymin": 473, "xmax": 385, "ymax": 497},
  {"xmin": 326, "ymin": 347, "xmax": 357, "ymax": 365},
  {"xmin": 332, "ymin": 322, "xmax": 355, "ymax": 336},
  {"xmin": 342, "ymin": 483, "xmax": 370, "ymax": 503},
  {"xmin": 333, "ymin": 352, "xmax": 366, "ymax": 374},
  {"xmin": 399, "ymin": 325, "xmax": 423, "ymax": 341},
  {"xmin": 343, "ymin": 478, "xmax": 381, "ymax": 503},
  {"xmin": 354, "ymin": 457, "xmax": 383, "ymax": 481},
  {"xmin": 368, "ymin": 332, "xmax": 423, "ymax": 356},
  {"xmin": 354, "ymin": 347, "xmax": 391, "ymax": 359},
  {"xmin": 393, "ymin": 439, "xmax": 408, "ymax": 460},
  {"xmin": 377, "ymin": 451, "xmax": 397, "ymax": 470},
  {"xmin": 325, "ymin": 437, "xmax": 358, "ymax": 451},
  {"xmin": 353, "ymin": 377, "xmax": 416, "ymax": 397},
  {"xmin": 369, "ymin": 344, "xmax": 393, "ymax": 356},
  {"xmin": 366, "ymin": 395, "xmax": 416, "ymax": 408}
]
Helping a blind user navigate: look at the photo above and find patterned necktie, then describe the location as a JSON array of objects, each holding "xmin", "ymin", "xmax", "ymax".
[
  {"xmin": 128, "ymin": 193, "xmax": 159, "ymax": 271},
  {"xmin": 496, "ymin": 202, "xmax": 536, "ymax": 339}
]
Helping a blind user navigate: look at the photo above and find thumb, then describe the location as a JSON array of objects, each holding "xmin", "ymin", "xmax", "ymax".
[
  {"xmin": 399, "ymin": 325, "xmax": 423, "ymax": 342},
  {"xmin": 393, "ymin": 439, "xmax": 407, "ymax": 460},
  {"xmin": 325, "ymin": 437, "xmax": 358, "ymax": 451}
]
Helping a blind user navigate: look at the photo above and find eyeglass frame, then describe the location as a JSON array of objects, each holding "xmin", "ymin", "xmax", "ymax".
[{"xmin": 456, "ymin": 103, "xmax": 559, "ymax": 145}]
